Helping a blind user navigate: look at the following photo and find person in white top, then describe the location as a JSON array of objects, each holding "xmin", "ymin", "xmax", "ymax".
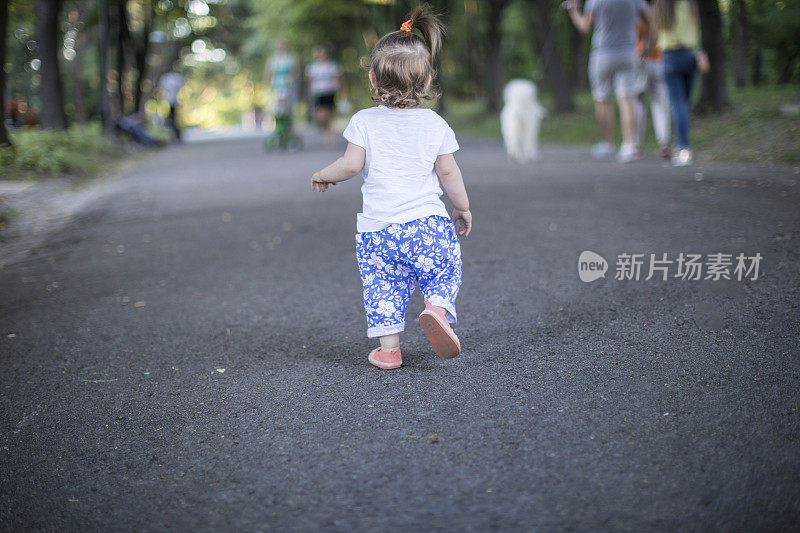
[
  {"xmin": 159, "ymin": 71, "xmax": 185, "ymax": 141},
  {"xmin": 310, "ymin": 4, "xmax": 472, "ymax": 370},
  {"xmin": 305, "ymin": 46, "xmax": 343, "ymax": 145}
]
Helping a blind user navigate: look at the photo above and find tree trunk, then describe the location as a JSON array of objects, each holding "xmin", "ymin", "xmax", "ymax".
[
  {"xmin": 777, "ymin": 61, "xmax": 792, "ymax": 84},
  {"xmin": 70, "ymin": 30, "xmax": 87, "ymax": 123},
  {"xmin": 570, "ymin": 23, "xmax": 588, "ymax": 91},
  {"xmin": 464, "ymin": 0, "xmax": 479, "ymax": 98},
  {"xmin": 695, "ymin": 0, "xmax": 730, "ymax": 113},
  {"xmin": 0, "ymin": 0, "xmax": 11, "ymax": 146},
  {"xmin": 750, "ymin": 49, "xmax": 762, "ymax": 86},
  {"xmin": 730, "ymin": 0, "xmax": 750, "ymax": 87},
  {"xmin": 98, "ymin": 0, "xmax": 114, "ymax": 135},
  {"xmin": 132, "ymin": 1, "xmax": 153, "ymax": 113},
  {"xmin": 484, "ymin": 0, "xmax": 509, "ymax": 113},
  {"xmin": 35, "ymin": 0, "xmax": 68, "ymax": 129},
  {"xmin": 116, "ymin": 0, "xmax": 128, "ymax": 114},
  {"xmin": 429, "ymin": 0, "xmax": 452, "ymax": 114},
  {"xmin": 529, "ymin": 0, "xmax": 575, "ymax": 113}
]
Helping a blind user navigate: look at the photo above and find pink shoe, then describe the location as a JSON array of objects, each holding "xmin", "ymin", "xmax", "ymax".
[
  {"xmin": 368, "ymin": 347, "xmax": 402, "ymax": 369},
  {"xmin": 418, "ymin": 301, "xmax": 461, "ymax": 359}
]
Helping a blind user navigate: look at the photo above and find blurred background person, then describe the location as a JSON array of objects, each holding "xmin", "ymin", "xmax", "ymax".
[
  {"xmin": 20, "ymin": 102, "xmax": 40, "ymax": 127},
  {"xmin": 159, "ymin": 70, "xmax": 186, "ymax": 142},
  {"xmin": 4, "ymin": 99, "xmax": 38, "ymax": 127},
  {"xmin": 110, "ymin": 99, "xmax": 162, "ymax": 147},
  {"xmin": 305, "ymin": 45, "xmax": 343, "ymax": 145},
  {"xmin": 564, "ymin": 0, "xmax": 654, "ymax": 163},
  {"xmin": 265, "ymin": 38, "xmax": 300, "ymax": 108},
  {"xmin": 116, "ymin": 113, "xmax": 163, "ymax": 147},
  {"xmin": 253, "ymin": 105, "xmax": 265, "ymax": 130},
  {"xmin": 634, "ymin": 9, "xmax": 671, "ymax": 159},
  {"xmin": 654, "ymin": 0, "xmax": 710, "ymax": 166},
  {"xmin": 264, "ymin": 39, "xmax": 301, "ymax": 147},
  {"xmin": 4, "ymin": 100, "xmax": 23, "ymax": 127}
]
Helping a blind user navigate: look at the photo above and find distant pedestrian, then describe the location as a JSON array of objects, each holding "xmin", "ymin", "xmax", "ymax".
[
  {"xmin": 159, "ymin": 71, "xmax": 186, "ymax": 142},
  {"xmin": 117, "ymin": 114, "xmax": 163, "ymax": 147},
  {"xmin": 305, "ymin": 46, "xmax": 343, "ymax": 145},
  {"xmin": 20, "ymin": 103, "xmax": 39, "ymax": 127},
  {"xmin": 266, "ymin": 39, "xmax": 300, "ymax": 95},
  {"xmin": 5, "ymin": 100, "xmax": 38, "ymax": 127},
  {"xmin": 633, "ymin": 14, "xmax": 671, "ymax": 159},
  {"xmin": 564, "ymin": 0, "xmax": 655, "ymax": 162},
  {"xmin": 265, "ymin": 38, "xmax": 300, "ymax": 112},
  {"xmin": 653, "ymin": 0, "xmax": 709, "ymax": 166},
  {"xmin": 265, "ymin": 39, "xmax": 301, "ymax": 147},
  {"xmin": 4, "ymin": 100, "xmax": 23, "ymax": 126},
  {"xmin": 310, "ymin": 5, "xmax": 471, "ymax": 370},
  {"xmin": 110, "ymin": 99, "xmax": 162, "ymax": 147},
  {"xmin": 252, "ymin": 105, "xmax": 265, "ymax": 130}
]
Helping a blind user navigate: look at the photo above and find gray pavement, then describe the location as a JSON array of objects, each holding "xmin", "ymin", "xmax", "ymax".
[{"xmin": 1, "ymin": 137, "xmax": 799, "ymax": 531}]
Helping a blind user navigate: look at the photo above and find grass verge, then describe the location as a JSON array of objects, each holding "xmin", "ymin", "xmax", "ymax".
[{"xmin": 0, "ymin": 123, "xmax": 124, "ymax": 180}]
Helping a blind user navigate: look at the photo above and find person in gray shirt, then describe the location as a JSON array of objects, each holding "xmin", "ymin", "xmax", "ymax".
[{"xmin": 564, "ymin": 0, "xmax": 655, "ymax": 162}]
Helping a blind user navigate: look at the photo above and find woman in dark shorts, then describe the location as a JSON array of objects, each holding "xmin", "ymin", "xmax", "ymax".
[{"xmin": 306, "ymin": 46, "xmax": 343, "ymax": 144}]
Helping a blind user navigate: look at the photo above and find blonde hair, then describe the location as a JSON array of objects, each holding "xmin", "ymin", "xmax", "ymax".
[
  {"xmin": 369, "ymin": 4, "xmax": 444, "ymax": 109},
  {"xmin": 653, "ymin": 0, "xmax": 698, "ymax": 31}
]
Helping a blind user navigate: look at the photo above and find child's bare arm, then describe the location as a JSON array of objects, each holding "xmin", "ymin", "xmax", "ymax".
[
  {"xmin": 435, "ymin": 153, "xmax": 472, "ymax": 236},
  {"xmin": 311, "ymin": 143, "xmax": 366, "ymax": 192}
]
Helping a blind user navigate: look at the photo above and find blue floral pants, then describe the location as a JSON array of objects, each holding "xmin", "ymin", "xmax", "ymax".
[{"xmin": 356, "ymin": 216, "xmax": 462, "ymax": 338}]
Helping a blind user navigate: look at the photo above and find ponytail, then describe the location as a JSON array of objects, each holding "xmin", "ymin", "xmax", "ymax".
[{"xmin": 406, "ymin": 4, "xmax": 444, "ymax": 60}]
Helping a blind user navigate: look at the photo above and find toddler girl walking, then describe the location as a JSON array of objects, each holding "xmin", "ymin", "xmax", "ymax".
[{"xmin": 310, "ymin": 4, "xmax": 472, "ymax": 369}]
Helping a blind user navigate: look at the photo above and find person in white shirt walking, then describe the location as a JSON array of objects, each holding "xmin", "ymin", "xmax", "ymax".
[
  {"xmin": 305, "ymin": 46, "xmax": 343, "ymax": 145},
  {"xmin": 159, "ymin": 71, "xmax": 185, "ymax": 142}
]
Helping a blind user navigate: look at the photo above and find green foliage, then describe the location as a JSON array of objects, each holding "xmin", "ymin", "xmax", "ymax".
[
  {"xmin": 179, "ymin": 67, "xmax": 261, "ymax": 128},
  {"xmin": 6, "ymin": 0, "xmax": 38, "ymax": 108},
  {"xmin": 249, "ymin": 0, "xmax": 368, "ymax": 60},
  {"xmin": 0, "ymin": 124, "xmax": 121, "ymax": 178},
  {"xmin": 747, "ymin": 0, "xmax": 800, "ymax": 83},
  {"xmin": 502, "ymin": 2, "xmax": 540, "ymax": 81}
]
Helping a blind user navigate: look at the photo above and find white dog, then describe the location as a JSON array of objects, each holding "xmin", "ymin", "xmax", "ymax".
[{"xmin": 501, "ymin": 79, "xmax": 547, "ymax": 163}]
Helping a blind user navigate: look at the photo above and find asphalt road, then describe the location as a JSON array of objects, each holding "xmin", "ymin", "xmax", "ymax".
[{"xmin": 1, "ymin": 136, "xmax": 799, "ymax": 531}]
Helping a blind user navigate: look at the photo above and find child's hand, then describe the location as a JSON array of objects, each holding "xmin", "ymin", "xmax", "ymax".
[
  {"xmin": 452, "ymin": 209, "xmax": 472, "ymax": 237},
  {"xmin": 311, "ymin": 172, "xmax": 336, "ymax": 192}
]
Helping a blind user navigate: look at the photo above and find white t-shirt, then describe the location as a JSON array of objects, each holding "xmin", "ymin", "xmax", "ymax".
[
  {"xmin": 159, "ymin": 72, "xmax": 185, "ymax": 104},
  {"xmin": 306, "ymin": 61, "xmax": 342, "ymax": 95},
  {"xmin": 343, "ymin": 106, "xmax": 460, "ymax": 233}
]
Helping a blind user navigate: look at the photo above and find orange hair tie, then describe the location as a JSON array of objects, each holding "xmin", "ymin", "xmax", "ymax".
[{"xmin": 400, "ymin": 19, "xmax": 412, "ymax": 33}]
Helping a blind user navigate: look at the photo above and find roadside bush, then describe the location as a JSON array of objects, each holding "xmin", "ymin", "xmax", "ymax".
[{"xmin": 0, "ymin": 124, "xmax": 121, "ymax": 179}]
